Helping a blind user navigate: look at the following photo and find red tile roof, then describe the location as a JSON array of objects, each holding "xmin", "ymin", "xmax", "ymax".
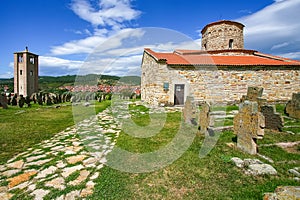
[{"xmin": 144, "ymin": 48, "xmax": 300, "ymax": 66}]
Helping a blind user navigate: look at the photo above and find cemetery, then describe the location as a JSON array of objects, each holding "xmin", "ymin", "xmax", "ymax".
[
  {"xmin": 0, "ymin": 20, "xmax": 299, "ymax": 200},
  {"xmin": 0, "ymin": 86, "xmax": 299, "ymax": 199}
]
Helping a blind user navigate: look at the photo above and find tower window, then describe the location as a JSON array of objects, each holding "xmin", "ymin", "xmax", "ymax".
[
  {"xmin": 30, "ymin": 70, "xmax": 33, "ymax": 76},
  {"xmin": 18, "ymin": 55, "xmax": 23, "ymax": 63},
  {"xmin": 204, "ymin": 43, "xmax": 207, "ymax": 50},
  {"xmin": 20, "ymin": 70, "xmax": 23, "ymax": 75},
  {"xmin": 229, "ymin": 39, "xmax": 234, "ymax": 49},
  {"xmin": 30, "ymin": 57, "xmax": 35, "ymax": 64}
]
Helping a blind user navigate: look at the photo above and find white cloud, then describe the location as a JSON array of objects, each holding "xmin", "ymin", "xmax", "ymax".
[
  {"xmin": 50, "ymin": 28, "xmax": 145, "ymax": 56},
  {"xmin": 277, "ymin": 51, "xmax": 300, "ymax": 60},
  {"xmin": 40, "ymin": 56, "xmax": 84, "ymax": 70},
  {"xmin": 70, "ymin": 0, "xmax": 141, "ymax": 29},
  {"xmin": 79, "ymin": 54, "xmax": 143, "ymax": 76},
  {"xmin": 50, "ymin": 35, "xmax": 107, "ymax": 55},
  {"xmin": 271, "ymin": 42, "xmax": 290, "ymax": 50},
  {"xmin": 237, "ymin": 0, "xmax": 300, "ymax": 59},
  {"xmin": 0, "ymin": 71, "xmax": 13, "ymax": 79}
]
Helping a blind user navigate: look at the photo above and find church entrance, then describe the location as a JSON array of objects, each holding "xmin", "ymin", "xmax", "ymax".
[{"xmin": 174, "ymin": 84, "xmax": 185, "ymax": 105}]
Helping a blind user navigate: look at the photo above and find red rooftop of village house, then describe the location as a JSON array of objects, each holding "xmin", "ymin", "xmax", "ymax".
[{"xmin": 144, "ymin": 48, "xmax": 300, "ymax": 66}]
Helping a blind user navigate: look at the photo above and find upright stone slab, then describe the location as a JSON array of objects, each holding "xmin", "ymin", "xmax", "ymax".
[
  {"xmin": 182, "ymin": 96, "xmax": 197, "ymax": 125},
  {"xmin": 199, "ymin": 102, "xmax": 214, "ymax": 134},
  {"xmin": 260, "ymin": 105, "xmax": 284, "ymax": 131},
  {"xmin": 285, "ymin": 92, "xmax": 300, "ymax": 119},
  {"xmin": 233, "ymin": 101, "xmax": 265, "ymax": 155},
  {"xmin": 241, "ymin": 87, "xmax": 264, "ymax": 102},
  {"xmin": 0, "ymin": 94, "xmax": 8, "ymax": 109}
]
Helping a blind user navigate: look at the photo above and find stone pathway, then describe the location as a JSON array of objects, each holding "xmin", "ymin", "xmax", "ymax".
[
  {"xmin": 0, "ymin": 101, "xmax": 179, "ymax": 200},
  {"xmin": 0, "ymin": 108, "xmax": 121, "ymax": 200}
]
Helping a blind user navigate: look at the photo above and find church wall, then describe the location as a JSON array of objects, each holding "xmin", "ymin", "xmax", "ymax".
[{"xmin": 141, "ymin": 53, "xmax": 300, "ymax": 105}]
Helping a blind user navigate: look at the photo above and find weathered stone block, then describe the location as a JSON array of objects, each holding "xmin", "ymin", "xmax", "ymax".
[
  {"xmin": 198, "ymin": 102, "xmax": 214, "ymax": 134},
  {"xmin": 264, "ymin": 186, "xmax": 300, "ymax": 200},
  {"xmin": 233, "ymin": 101, "xmax": 265, "ymax": 155},
  {"xmin": 260, "ymin": 105, "xmax": 284, "ymax": 131},
  {"xmin": 182, "ymin": 96, "xmax": 197, "ymax": 125},
  {"xmin": 0, "ymin": 94, "xmax": 8, "ymax": 109},
  {"xmin": 285, "ymin": 92, "xmax": 300, "ymax": 119}
]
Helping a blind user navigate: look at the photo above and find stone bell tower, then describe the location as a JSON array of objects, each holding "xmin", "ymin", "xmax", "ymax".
[
  {"xmin": 201, "ymin": 20, "xmax": 244, "ymax": 51},
  {"xmin": 14, "ymin": 47, "xmax": 39, "ymax": 97}
]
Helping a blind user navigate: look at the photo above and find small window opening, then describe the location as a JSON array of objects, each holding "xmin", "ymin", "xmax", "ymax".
[
  {"xmin": 30, "ymin": 57, "xmax": 35, "ymax": 64},
  {"xmin": 30, "ymin": 70, "xmax": 33, "ymax": 76},
  {"xmin": 204, "ymin": 43, "xmax": 207, "ymax": 50},
  {"xmin": 163, "ymin": 82, "xmax": 169, "ymax": 91},
  {"xmin": 20, "ymin": 70, "xmax": 23, "ymax": 75},
  {"xmin": 18, "ymin": 55, "xmax": 23, "ymax": 63},
  {"xmin": 229, "ymin": 39, "xmax": 234, "ymax": 49}
]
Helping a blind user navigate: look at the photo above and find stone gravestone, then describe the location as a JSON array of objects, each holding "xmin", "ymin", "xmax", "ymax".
[
  {"xmin": 285, "ymin": 92, "xmax": 300, "ymax": 119},
  {"xmin": 233, "ymin": 101, "xmax": 265, "ymax": 155},
  {"xmin": 37, "ymin": 93, "xmax": 43, "ymax": 105},
  {"xmin": 18, "ymin": 95, "xmax": 26, "ymax": 108},
  {"xmin": 182, "ymin": 96, "xmax": 197, "ymax": 125},
  {"xmin": 241, "ymin": 86, "xmax": 263, "ymax": 102},
  {"xmin": 199, "ymin": 102, "xmax": 214, "ymax": 134},
  {"xmin": 11, "ymin": 94, "xmax": 18, "ymax": 106},
  {"xmin": 260, "ymin": 105, "xmax": 284, "ymax": 131},
  {"xmin": 241, "ymin": 86, "xmax": 267, "ymax": 109},
  {"xmin": 0, "ymin": 93, "xmax": 8, "ymax": 109}
]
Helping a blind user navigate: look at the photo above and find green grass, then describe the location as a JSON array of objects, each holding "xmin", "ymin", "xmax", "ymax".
[
  {"xmin": 0, "ymin": 101, "xmax": 111, "ymax": 164},
  {"xmin": 90, "ymin": 129, "xmax": 298, "ymax": 199},
  {"xmin": 210, "ymin": 105, "xmax": 239, "ymax": 113},
  {"xmin": 1, "ymin": 102, "xmax": 299, "ymax": 199},
  {"xmin": 87, "ymin": 105, "xmax": 299, "ymax": 200}
]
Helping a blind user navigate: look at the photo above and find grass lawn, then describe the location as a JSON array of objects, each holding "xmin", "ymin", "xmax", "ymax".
[
  {"xmin": 0, "ymin": 102, "xmax": 299, "ymax": 199},
  {"xmin": 0, "ymin": 101, "xmax": 111, "ymax": 164},
  {"xmin": 88, "ymin": 104, "xmax": 299, "ymax": 200}
]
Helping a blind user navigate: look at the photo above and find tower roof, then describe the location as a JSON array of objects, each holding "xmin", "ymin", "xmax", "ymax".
[
  {"xmin": 201, "ymin": 20, "xmax": 245, "ymax": 34},
  {"xmin": 14, "ymin": 47, "xmax": 38, "ymax": 56}
]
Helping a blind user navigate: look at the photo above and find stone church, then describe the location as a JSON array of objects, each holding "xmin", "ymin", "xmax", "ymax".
[{"xmin": 141, "ymin": 20, "xmax": 300, "ymax": 106}]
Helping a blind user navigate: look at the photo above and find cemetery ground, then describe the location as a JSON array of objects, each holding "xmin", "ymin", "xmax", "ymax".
[{"xmin": 0, "ymin": 101, "xmax": 299, "ymax": 199}]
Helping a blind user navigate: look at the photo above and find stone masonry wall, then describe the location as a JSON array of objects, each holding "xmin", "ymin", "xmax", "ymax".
[
  {"xmin": 201, "ymin": 23, "xmax": 244, "ymax": 51},
  {"xmin": 141, "ymin": 52, "xmax": 300, "ymax": 105}
]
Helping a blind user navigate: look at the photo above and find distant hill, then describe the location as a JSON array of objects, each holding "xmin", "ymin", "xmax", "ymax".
[
  {"xmin": 0, "ymin": 74, "xmax": 141, "ymax": 93},
  {"xmin": 119, "ymin": 76, "xmax": 141, "ymax": 85}
]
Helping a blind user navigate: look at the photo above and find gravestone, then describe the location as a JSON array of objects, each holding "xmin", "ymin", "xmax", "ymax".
[
  {"xmin": 241, "ymin": 87, "xmax": 263, "ymax": 102},
  {"xmin": 233, "ymin": 101, "xmax": 265, "ymax": 155},
  {"xmin": 11, "ymin": 94, "xmax": 18, "ymax": 106},
  {"xmin": 182, "ymin": 96, "xmax": 197, "ymax": 125},
  {"xmin": 241, "ymin": 86, "xmax": 267, "ymax": 108},
  {"xmin": 0, "ymin": 93, "xmax": 8, "ymax": 109},
  {"xmin": 37, "ymin": 93, "xmax": 43, "ymax": 105},
  {"xmin": 7, "ymin": 93, "xmax": 12, "ymax": 105},
  {"xmin": 18, "ymin": 95, "xmax": 26, "ymax": 108},
  {"xmin": 25, "ymin": 96, "xmax": 31, "ymax": 107},
  {"xmin": 260, "ymin": 105, "xmax": 284, "ymax": 131},
  {"xmin": 199, "ymin": 102, "xmax": 214, "ymax": 134},
  {"xmin": 285, "ymin": 92, "xmax": 300, "ymax": 119},
  {"xmin": 46, "ymin": 94, "xmax": 52, "ymax": 105}
]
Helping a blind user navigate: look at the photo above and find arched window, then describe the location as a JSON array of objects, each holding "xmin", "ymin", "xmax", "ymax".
[{"xmin": 229, "ymin": 39, "xmax": 234, "ymax": 49}]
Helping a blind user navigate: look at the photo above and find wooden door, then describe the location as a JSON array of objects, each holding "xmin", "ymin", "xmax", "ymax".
[{"xmin": 174, "ymin": 84, "xmax": 185, "ymax": 105}]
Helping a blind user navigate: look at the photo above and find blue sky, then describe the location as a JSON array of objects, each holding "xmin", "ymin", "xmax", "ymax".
[{"xmin": 1, "ymin": 0, "xmax": 299, "ymax": 78}]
